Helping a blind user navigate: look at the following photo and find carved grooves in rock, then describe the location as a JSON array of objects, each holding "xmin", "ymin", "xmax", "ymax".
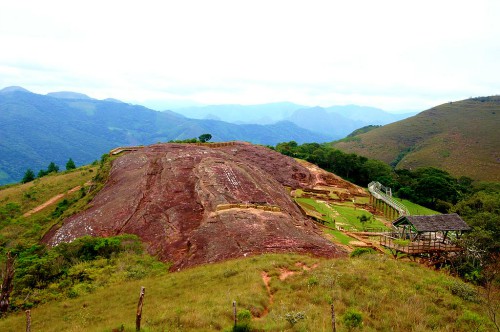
[{"xmin": 116, "ymin": 155, "xmax": 163, "ymax": 234}]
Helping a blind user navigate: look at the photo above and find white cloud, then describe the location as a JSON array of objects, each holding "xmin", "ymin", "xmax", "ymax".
[{"xmin": 1, "ymin": 0, "xmax": 499, "ymax": 111}]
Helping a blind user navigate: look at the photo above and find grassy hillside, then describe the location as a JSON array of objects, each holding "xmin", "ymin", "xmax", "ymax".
[
  {"xmin": 0, "ymin": 253, "xmax": 494, "ymax": 332},
  {"xmin": 333, "ymin": 96, "xmax": 500, "ymax": 181},
  {"xmin": 0, "ymin": 159, "xmax": 496, "ymax": 331}
]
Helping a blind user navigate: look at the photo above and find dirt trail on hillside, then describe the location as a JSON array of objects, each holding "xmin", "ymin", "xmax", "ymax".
[
  {"xmin": 23, "ymin": 184, "xmax": 84, "ymax": 217},
  {"xmin": 259, "ymin": 272, "xmax": 273, "ymax": 318}
]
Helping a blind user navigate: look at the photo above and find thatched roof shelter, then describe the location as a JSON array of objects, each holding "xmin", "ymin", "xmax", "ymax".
[
  {"xmin": 379, "ymin": 214, "xmax": 470, "ymax": 255},
  {"xmin": 393, "ymin": 213, "xmax": 471, "ymax": 233}
]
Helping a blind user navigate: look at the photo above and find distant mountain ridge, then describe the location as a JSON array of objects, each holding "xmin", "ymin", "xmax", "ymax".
[
  {"xmin": 46, "ymin": 91, "xmax": 93, "ymax": 100},
  {"xmin": 332, "ymin": 96, "xmax": 500, "ymax": 181},
  {"xmin": 0, "ymin": 87, "xmax": 329, "ymax": 185},
  {"xmin": 173, "ymin": 103, "xmax": 416, "ymax": 139}
]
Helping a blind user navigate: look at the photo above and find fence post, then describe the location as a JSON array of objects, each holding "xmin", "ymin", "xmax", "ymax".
[
  {"xmin": 331, "ymin": 302, "xmax": 336, "ymax": 332},
  {"xmin": 233, "ymin": 300, "xmax": 237, "ymax": 326},
  {"xmin": 25, "ymin": 310, "xmax": 31, "ymax": 332},
  {"xmin": 136, "ymin": 286, "xmax": 145, "ymax": 331}
]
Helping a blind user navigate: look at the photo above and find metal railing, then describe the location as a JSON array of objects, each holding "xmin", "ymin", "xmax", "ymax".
[
  {"xmin": 368, "ymin": 181, "xmax": 409, "ymax": 216},
  {"xmin": 380, "ymin": 234, "xmax": 462, "ymax": 254}
]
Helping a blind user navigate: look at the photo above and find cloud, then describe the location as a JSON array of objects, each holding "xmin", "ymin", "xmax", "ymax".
[{"xmin": 1, "ymin": 0, "xmax": 499, "ymax": 111}]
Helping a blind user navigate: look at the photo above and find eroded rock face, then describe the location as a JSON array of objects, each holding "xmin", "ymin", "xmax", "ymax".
[{"xmin": 45, "ymin": 142, "xmax": 346, "ymax": 269}]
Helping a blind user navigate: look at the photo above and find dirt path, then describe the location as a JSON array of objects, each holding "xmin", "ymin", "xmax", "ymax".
[
  {"xmin": 259, "ymin": 271, "xmax": 273, "ymax": 318},
  {"xmin": 23, "ymin": 185, "xmax": 83, "ymax": 217},
  {"xmin": 258, "ymin": 262, "xmax": 318, "ymax": 318}
]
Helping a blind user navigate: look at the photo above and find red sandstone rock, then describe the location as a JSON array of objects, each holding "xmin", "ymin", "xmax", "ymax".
[{"xmin": 44, "ymin": 142, "xmax": 347, "ymax": 269}]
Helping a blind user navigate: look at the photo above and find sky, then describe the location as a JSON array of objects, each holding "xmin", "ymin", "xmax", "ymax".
[{"xmin": 1, "ymin": 0, "xmax": 499, "ymax": 112}]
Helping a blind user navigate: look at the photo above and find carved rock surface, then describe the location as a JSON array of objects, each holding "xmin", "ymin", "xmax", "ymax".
[{"xmin": 45, "ymin": 142, "xmax": 347, "ymax": 269}]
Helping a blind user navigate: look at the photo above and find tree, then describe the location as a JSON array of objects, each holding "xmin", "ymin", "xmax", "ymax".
[
  {"xmin": 21, "ymin": 169, "xmax": 35, "ymax": 183},
  {"xmin": 66, "ymin": 158, "xmax": 76, "ymax": 170},
  {"xmin": 37, "ymin": 169, "xmax": 48, "ymax": 178},
  {"xmin": 198, "ymin": 133, "xmax": 212, "ymax": 143},
  {"xmin": 47, "ymin": 162, "xmax": 59, "ymax": 173},
  {"xmin": 357, "ymin": 215, "xmax": 371, "ymax": 229}
]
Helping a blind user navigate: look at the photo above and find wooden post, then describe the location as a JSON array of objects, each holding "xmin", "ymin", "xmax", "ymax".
[
  {"xmin": 331, "ymin": 302, "xmax": 336, "ymax": 332},
  {"xmin": 232, "ymin": 300, "xmax": 237, "ymax": 326},
  {"xmin": 136, "ymin": 286, "xmax": 145, "ymax": 332},
  {"xmin": 25, "ymin": 310, "xmax": 31, "ymax": 332},
  {"xmin": 0, "ymin": 251, "xmax": 15, "ymax": 313}
]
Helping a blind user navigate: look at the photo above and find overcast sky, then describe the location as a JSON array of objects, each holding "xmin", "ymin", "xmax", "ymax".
[{"xmin": 1, "ymin": 0, "xmax": 499, "ymax": 112}]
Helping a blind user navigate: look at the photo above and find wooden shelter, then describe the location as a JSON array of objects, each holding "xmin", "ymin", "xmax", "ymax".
[
  {"xmin": 380, "ymin": 214, "xmax": 471, "ymax": 255},
  {"xmin": 392, "ymin": 213, "xmax": 470, "ymax": 242}
]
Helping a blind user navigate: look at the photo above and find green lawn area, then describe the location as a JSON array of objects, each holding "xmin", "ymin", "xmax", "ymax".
[
  {"xmin": 395, "ymin": 198, "xmax": 440, "ymax": 215},
  {"xmin": 331, "ymin": 205, "xmax": 389, "ymax": 231},
  {"xmin": 295, "ymin": 197, "xmax": 389, "ymax": 231},
  {"xmin": 325, "ymin": 228, "xmax": 355, "ymax": 245}
]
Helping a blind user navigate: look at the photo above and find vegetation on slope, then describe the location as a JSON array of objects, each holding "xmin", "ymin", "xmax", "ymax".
[
  {"xmin": 0, "ymin": 253, "xmax": 496, "ymax": 331},
  {"xmin": 275, "ymin": 141, "xmax": 471, "ymax": 213},
  {"xmin": 0, "ymin": 144, "xmax": 498, "ymax": 330},
  {"xmin": 274, "ymin": 141, "xmax": 500, "ymax": 286},
  {"xmin": 332, "ymin": 96, "xmax": 500, "ymax": 181}
]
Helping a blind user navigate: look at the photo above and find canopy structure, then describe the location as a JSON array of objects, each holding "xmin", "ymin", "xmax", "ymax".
[
  {"xmin": 392, "ymin": 213, "xmax": 470, "ymax": 241},
  {"xmin": 380, "ymin": 214, "xmax": 471, "ymax": 255}
]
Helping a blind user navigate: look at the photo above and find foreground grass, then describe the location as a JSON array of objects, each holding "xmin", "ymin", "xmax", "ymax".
[{"xmin": 0, "ymin": 253, "xmax": 493, "ymax": 331}]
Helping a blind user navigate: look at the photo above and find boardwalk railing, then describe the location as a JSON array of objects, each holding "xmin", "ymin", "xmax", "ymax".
[
  {"xmin": 368, "ymin": 181, "xmax": 409, "ymax": 216},
  {"xmin": 380, "ymin": 234, "xmax": 462, "ymax": 254}
]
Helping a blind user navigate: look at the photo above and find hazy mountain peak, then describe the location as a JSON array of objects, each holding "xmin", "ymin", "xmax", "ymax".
[
  {"xmin": 47, "ymin": 91, "xmax": 93, "ymax": 100},
  {"xmin": 103, "ymin": 98, "xmax": 125, "ymax": 103},
  {"xmin": 0, "ymin": 86, "xmax": 32, "ymax": 94}
]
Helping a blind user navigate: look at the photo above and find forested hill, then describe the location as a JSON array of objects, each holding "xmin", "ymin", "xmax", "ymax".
[
  {"xmin": 0, "ymin": 88, "xmax": 329, "ymax": 185},
  {"xmin": 332, "ymin": 96, "xmax": 500, "ymax": 181}
]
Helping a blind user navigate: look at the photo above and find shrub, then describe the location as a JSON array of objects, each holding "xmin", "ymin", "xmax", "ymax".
[
  {"xmin": 448, "ymin": 280, "xmax": 479, "ymax": 303},
  {"xmin": 343, "ymin": 309, "xmax": 363, "ymax": 330},
  {"xmin": 350, "ymin": 247, "xmax": 376, "ymax": 258},
  {"xmin": 231, "ymin": 309, "xmax": 252, "ymax": 332},
  {"xmin": 284, "ymin": 311, "xmax": 305, "ymax": 326}
]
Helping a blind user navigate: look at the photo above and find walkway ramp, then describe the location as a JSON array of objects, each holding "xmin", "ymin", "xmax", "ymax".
[{"xmin": 368, "ymin": 181, "xmax": 409, "ymax": 217}]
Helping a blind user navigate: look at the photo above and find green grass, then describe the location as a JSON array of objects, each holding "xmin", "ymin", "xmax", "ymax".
[
  {"xmin": 395, "ymin": 198, "xmax": 440, "ymax": 215},
  {"xmin": 0, "ymin": 165, "xmax": 98, "ymax": 215},
  {"xmin": 0, "ymin": 253, "xmax": 493, "ymax": 331},
  {"xmin": 295, "ymin": 197, "xmax": 391, "ymax": 234},
  {"xmin": 326, "ymin": 229, "xmax": 355, "ymax": 245},
  {"xmin": 0, "ymin": 163, "xmax": 107, "ymax": 249},
  {"xmin": 331, "ymin": 205, "xmax": 388, "ymax": 231},
  {"xmin": 332, "ymin": 96, "xmax": 500, "ymax": 181}
]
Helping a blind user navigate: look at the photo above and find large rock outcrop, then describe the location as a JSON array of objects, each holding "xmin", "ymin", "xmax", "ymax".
[{"xmin": 45, "ymin": 142, "xmax": 347, "ymax": 269}]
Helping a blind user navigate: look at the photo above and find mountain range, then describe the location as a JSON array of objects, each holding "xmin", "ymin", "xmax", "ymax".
[
  {"xmin": 333, "ymin": 96, "xmax": 500, "ymax": 181},
  {"xmin": 172, "ymin": 104, "xmax": 416, "ymax": 138},
  {"xmin": 0, "ymin": 87, "xmax": 330, "ymax": 185}
]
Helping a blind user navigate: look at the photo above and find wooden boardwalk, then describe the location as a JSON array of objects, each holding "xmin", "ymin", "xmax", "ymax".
[{"xmin": 380, "ymin": 235, "xmax": 463, "ymax": 254}]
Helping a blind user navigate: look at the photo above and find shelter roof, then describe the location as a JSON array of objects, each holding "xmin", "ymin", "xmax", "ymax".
[{"xmin": 393, "ymin": 213, "xmax": 471, "ymax": 232}]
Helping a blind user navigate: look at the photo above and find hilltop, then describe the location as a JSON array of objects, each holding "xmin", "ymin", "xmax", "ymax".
[
  {"xmin": 333, "ymin": 96, "xmax": 500, "ymax": 181},
  {"xmin": 43, "ymin": 142, "xmax": 348, "ymax": 269}
]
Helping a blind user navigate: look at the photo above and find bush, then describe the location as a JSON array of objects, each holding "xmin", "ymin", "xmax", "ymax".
[
  {"xmin": 231, "ymin": 309, "xmax": 252, "ymax": 332},
  {"xmin": 448, "ymin": 280, "xmax": 479, "ymax": 303},
  {"xmin": 343, "ymin": 308, "xmax": 363, "ymax": 330},
  {"xmin": 350, "ymin": 247, "xmax": 376, "ymax": 258},
  {"xmin": 284, "ymin": 311, "xmax": 305, "ymax": 326}
]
